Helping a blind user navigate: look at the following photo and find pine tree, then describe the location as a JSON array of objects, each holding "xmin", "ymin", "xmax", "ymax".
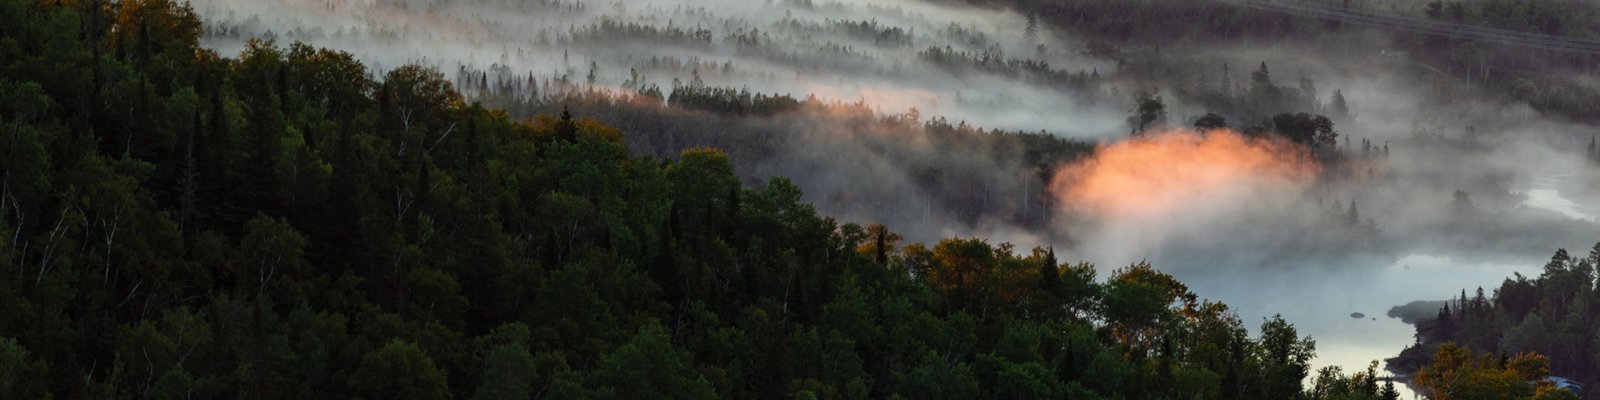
[
  {"xmin": 1546, "ymin": 248, "xmax": 1572, "ymax": 276},
  {"xmin": 320, "ymin": 120, "xmax": 372, "ymax": 279},
  {"xmin": 1435, "ymin": 304, "xmax": 1457, "ymax": 341},
  {"xmin": 1588, "ymin": 242, "xmax": 1600, "ymax": 268},
  {"xmin": 1588, "ymin": 134, "xmax": 1596, "ymax": 162},
  {"xmin": 1380, "ymin": 378, "xmax": 1400, "ymax": 400},
  {"xmin": 1330, "ymin": 89, "xmax": 1350, "ymax": 119},
  {"xmin": 408, "ymin": 151, "xmax": 430, "ymax": 237},
  {"xmin": 465, "ymin": 114, "xmax": 488, "ymax": 216},
  {"xmin": 178, "ymin": 107, "xmax": 202, "ymax": 235},
  {"xmin": 1128, "ymin": 88, "xmax": 1167, "ymax": 135},
  {"xmin": 1252, "ymin": 62, "xmax": 1272, "ymax": 87},
  {"xmin": 586, "ymin": 61, "xmax": 598, "ymax": 86},
  {"xmin": 377, "ymin": 81, "xmax": 394, "ymax": 137},
  {"xmin": 1040, "ymin": 247, "xmax": 1061, "ymax": 294},
  {"xmin": 1023, "ymin": 13, "xmax": 1039, "ymax": 46},
  {"xmin": 1298, "ymin": 75, "xmax": 1317, "ymax": 109},
  {"xmin": 1220, "ymin": 63, "xmax": 1232, "ymax": 95},
  {"xmin": 876, "ymin": 229, "xmax": 888, "ymax": 266},
  {"xmin": 556, "ymin": 106, "xmax": 577, "ymax": 142},
  {"xmin": 1347, "ymin": 200, "xmax": 1359, "ymax": 226}
]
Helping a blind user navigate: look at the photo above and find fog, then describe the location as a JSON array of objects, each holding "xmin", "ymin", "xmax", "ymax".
[
  {"xmin": 195, "ymin": 0, "xmax": 1124, "ymax": 137},
  {"xmin": 193, "ymin": 0, "xmax": 1138, "ymax": 247},
  {"xmin": 190, "ymin": 0, "xmax": 1600, "ymax": 383}
]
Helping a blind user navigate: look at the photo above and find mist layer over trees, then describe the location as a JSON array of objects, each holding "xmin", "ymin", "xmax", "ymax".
[
  {"xmin": 4, "ymin": 0, "xmax": 1600, "ymax": 398},
  {"xmin": 0, "ymin": 0, "xmax": 1421, "ymax": 398},
  {"xmin": 187, "ymin": 0, "xmax": 1599, "ymax": 278}
]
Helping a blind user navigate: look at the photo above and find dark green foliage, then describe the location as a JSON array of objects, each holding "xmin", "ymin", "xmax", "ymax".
[
  {"xmin": 0, "ymin": 337, "xmax": 50, "ymax": 399},
  {"xmin": 1194, "ymin": 113, "xmax": 1229, "ymax": 131},
  {"xmin": 351, "ymin": 340, "xmax": 451, "ymax": 400},
  {"xmin": 1263, "ymin": 112, "xmax": 1339, "ymax": 149},
  {"xmin": 0, "ymin": 1, "xmax": 1346, "ymax": 398},
  {"xmin": 667, "ymin": 84, "xmax": 802, "ymax": 117},
  {"xmin": 581, "ymin": 323, "xmax": 717, "ymax": 400},
  {"xmin": 1128, "ymin": 88, "xmax": 1167, "ymax": 135},
  {"xmin": 1391, "ymin": 245, "xmax": 1600, "ymax": 392}
]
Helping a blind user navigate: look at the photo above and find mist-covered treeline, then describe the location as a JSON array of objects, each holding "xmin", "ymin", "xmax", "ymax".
[
  {"xmin": 0, "ymin": 0, "xmax": 1437, "ymax": 398},
  {"xmin": 972, "ymin": 0, "xmax": 1600, "ymax": 126},
  {"xmin": 6, "ymin": 0, "xmax": 1599, "ymax": 397},
  {"xmin": 470, "ymin": 81, "xmax": 1097, "ymax": 241},
  {"xmin": 185, "ymin": 0, "xmax": 1600, "ymax": 272},
  {"xmin": 187, "ymin": 0, "xmax": 1165, "ymax": 247},
  {"xmin": 193, "ymin": 0, "xmax": 1126, "ymax": 134}
]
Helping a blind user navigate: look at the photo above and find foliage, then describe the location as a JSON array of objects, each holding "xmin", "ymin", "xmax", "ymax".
[
  {"xmin": 0, "ymin": 1, "xmax": 1432, "ymax": 398},
  {"xmin": 1413, "ymin": 343, "xmax": 1575, "ymax": 400},
  {"xmin": 1390, "ymin": 246, "xmax": 1600, "ymax": 397}
]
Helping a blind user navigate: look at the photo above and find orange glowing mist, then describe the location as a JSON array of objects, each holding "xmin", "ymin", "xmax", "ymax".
[{"xmin": 1050, "ymin": 129, "xmax": 1320, "ymax": 220}]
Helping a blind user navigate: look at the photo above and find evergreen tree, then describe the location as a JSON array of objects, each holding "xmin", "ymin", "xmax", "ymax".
[
  {"xmin": 1252, "ymin": 62, "xmax": 1272, "ymax": 88},
  {"xmin": 1588, "ymin": 135, "xmax": 1596, "ymax": 162},
  {"xmin": 1024, "ymin": 13, "xmax": 1039, "ymax": 46},
  {"xmin": 1128, "ymin": 88, "xmax": 1167, "ymax": 135},
  {"xmin": 1330, "ymin": 89, "xmax": 1350, "ymax": 119},
  {"xmin": 1194, "ymin": 113, "xmax": 1228, "ymax": 131},
  {"xmin": 1221, "ymin": 63, "xmax": 1232, "ymax": 95},
  {"xmin": 0, "ymin": 4, "xmax": 1461, "ymax": 398},
  {"xmin": 1347, "ymin": 200, "xmax": 1359, "ymax": 226},
  {"xmin": 1380, "ymin": 379, "xmax": 1400, "ymax": 400}
]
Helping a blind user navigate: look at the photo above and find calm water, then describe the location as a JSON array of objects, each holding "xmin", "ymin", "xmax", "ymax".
[{"xmin": 1177, "ymin": 254, "xmax": 1541, "ymax": 399}]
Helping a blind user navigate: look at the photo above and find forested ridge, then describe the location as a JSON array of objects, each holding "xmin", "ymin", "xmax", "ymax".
[
  {"xmin": 1390, "ymin": 245, "xmax": 1600, "ymax": 399},
  {"xmin": 455, "ymin": 76, "xmax": 1100, "ymax": 234},
  {"xmin": 0, "ymin": 0, "xmax": 1581, "ymax": 399},
  {"xmin": 955, "ymin": 0, "xmax": 1600, "ymax": 126}
]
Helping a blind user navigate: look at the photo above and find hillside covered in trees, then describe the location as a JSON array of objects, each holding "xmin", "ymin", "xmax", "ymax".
[
  {"xmin": 7, "ymin": 0, "xmax": 1600, "ymax": 399},
  {"xmin": 1389, "ymin": 245, "xmax": 1600, "ymax": 397},
  {"xmin": 0, "ymin": 0, "xmax": 1444, "ymax": 398},
  {"xmin": 962, "ymin": 0, "xmax": 1600, "ymax": 126}
]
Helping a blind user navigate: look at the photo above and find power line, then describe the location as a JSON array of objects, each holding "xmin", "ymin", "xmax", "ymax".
[{"xmin": 1212, "ymin": 0, "xmax": 1600, "ymax": 55}]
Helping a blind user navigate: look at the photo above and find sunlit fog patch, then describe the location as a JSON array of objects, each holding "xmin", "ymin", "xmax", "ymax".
[
  {"xmin": 1040, "ymin": 129, "xmax": 1382, "ymax": 273},
  {"xmin": 1049, "ymin": 129, "xmax": 1319, "ymax": 222}
]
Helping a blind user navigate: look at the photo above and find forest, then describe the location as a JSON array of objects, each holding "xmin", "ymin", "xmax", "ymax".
[
  {"xmin": 1389, "ymin": 245, "xmax": 1600, "ymax": 397},
  {"xmin": 966, "ymin": 0, "xmax": 1600, "ymax": 125},
  {"xmin": 0, "ymin": 0, "xmax": 1397, "ymax": 398},
  {"xmin": 183, "ymin": 0, "xmax": 1600, "ymax": 269},
  {"xmin": 5, "ymin": 0, "xmax": 1600, "ymax": 398}
]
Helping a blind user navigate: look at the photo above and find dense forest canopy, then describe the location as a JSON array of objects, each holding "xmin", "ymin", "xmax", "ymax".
[
  {"xmin": 1388, "ymin": 246, "xmax": 1600, "ymax": 396},
  {"xmin": 4, "ymin": 0, "xmax": 1599, "ymax": 398},
  {"xmin": 0, "ymin": 0, "xmax": 1421, "ymax": 398}
]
